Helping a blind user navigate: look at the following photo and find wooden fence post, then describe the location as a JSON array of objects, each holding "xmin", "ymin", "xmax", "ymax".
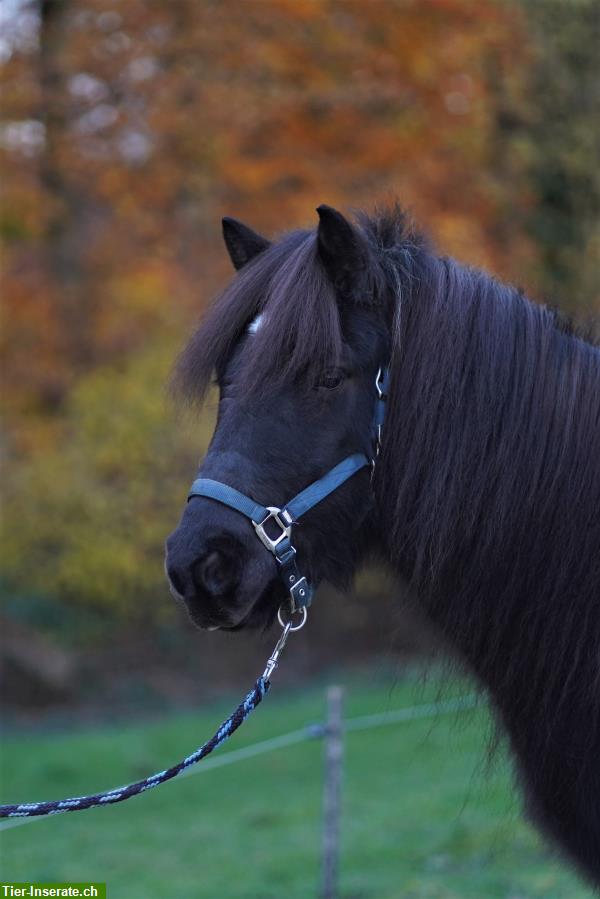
[{"xmin": 320, "ymin": 685, "xmax": 344, "ymax": 899}]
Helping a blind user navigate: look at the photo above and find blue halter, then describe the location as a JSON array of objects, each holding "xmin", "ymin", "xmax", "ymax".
[{"xmin": 188, "ymin": 367, "xmax": 389, "ymax": 612}]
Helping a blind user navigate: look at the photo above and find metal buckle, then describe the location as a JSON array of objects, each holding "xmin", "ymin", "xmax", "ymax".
[
  {"xmin": 289, "ymin": 575, "xmax": 310, "ymax": 607},
  {"xmin": 252, "ymin": 506, "xmax": 293, "ymax": 554}
]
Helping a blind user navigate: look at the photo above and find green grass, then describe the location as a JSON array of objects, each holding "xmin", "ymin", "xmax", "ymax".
[{"xmin": 0, "ymin": 674, "xmax": 594, "ymax": 898}]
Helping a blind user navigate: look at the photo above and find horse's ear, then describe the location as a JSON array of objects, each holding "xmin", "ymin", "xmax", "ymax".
[
  {"xmin": 316, "ymin": 204, "xmax": 368, "ymax": 300},
  {"xmin": 222, "ymin": 217, "xmax": 270, "ymax": 270}
]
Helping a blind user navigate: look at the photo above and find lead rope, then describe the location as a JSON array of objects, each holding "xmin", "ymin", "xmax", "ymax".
[{"xmin": 0, "ymin": 606, "xmax": 306, "ymax": 820}]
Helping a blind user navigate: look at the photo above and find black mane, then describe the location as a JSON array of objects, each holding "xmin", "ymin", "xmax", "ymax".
[
  {"xmin": 173, "ymin": 204, "xmax": 594, "ymax": 402},
  {"xmin": 172, "ymin": 229, "xmax": 345, "ymax": 402},
  {"xmin": 172, "ymin": 206, "xmax": 427, "ymax": 402}
]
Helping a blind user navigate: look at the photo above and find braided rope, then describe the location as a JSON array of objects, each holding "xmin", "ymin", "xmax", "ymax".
[{"xmin": 1, "ymin": 676, "xmax": 269, "ymax": 819}]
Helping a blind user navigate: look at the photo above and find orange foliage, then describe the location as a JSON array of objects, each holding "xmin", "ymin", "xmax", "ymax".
[{"xmin": 1, "ymin": 0, "xmax": 533, "ymax": 424}]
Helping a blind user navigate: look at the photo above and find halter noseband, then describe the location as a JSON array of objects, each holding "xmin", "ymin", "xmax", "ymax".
[{"xmin": 187, "ymin": 366, "xmax": 389, "ymax": 613}]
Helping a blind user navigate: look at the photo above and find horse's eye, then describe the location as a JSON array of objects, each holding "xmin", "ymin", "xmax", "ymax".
[{"xmin": 318, "ymin": 369, "xmax": 345, "ymax": 391}]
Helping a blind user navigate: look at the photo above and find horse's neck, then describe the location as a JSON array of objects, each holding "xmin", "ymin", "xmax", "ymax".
[
  {"xmin": 373, "ymin": 250, "xmax": 600, "ymax": 884},
  {"xmin": 378, "ymin": 252, "xmax": 600, "ymax": 664}
]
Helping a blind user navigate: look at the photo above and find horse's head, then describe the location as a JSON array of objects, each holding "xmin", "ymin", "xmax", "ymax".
[{"xmin": 165, "ymin": 206, "xmax": 392, "ymax": 630}]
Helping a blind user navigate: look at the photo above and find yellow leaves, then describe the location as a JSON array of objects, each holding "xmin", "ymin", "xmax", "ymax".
[{"xmin": 1, "ymin": 342, "xmax": 215, "ymax": 618}]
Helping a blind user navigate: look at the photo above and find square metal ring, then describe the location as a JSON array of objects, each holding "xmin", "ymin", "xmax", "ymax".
[{"xmin": 252, "ymin": 506, "xmax": 293, "ymax": 554}]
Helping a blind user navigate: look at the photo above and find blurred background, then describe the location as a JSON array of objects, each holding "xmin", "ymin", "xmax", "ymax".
[{"xmin": 1, "ymin": 1, "xmax": 598, "ymax": 895}]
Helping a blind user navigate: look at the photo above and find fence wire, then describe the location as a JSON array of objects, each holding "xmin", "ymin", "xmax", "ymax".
[{"xmin": 0, "ymin": 693, "xmax": 479, "ymax": 831}]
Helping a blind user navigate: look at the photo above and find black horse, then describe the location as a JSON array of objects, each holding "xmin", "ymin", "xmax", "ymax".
[{"xmin": 166, "ymin": 204, "xmax": 600, "ymax": 885}]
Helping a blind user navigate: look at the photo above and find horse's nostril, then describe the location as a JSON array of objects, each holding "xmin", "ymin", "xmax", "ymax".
[{"xmin": 193, "ymin": 550, "xmax": 239, "ymax": 597}]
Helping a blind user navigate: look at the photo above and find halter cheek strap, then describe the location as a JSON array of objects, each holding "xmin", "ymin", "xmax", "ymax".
[{"xmin": 188, "ymin": 367, "xmax": 389, "ymax": 611}]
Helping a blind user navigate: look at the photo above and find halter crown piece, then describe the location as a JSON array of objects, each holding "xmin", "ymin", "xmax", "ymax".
[{"xmin": 188, "ymin": 366, "xmax": 390, "ymax": 614}]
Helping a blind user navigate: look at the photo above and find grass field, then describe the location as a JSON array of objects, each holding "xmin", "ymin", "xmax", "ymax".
[{"xmin": 0, "ymin": 672, "xmax": 594, "ymax": 898}]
